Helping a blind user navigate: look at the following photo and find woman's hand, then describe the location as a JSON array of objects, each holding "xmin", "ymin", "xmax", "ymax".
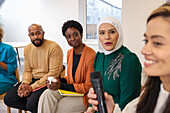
[
  {"xmin": 47, "ymin": 76, "xmax": 61, "ymax": 90},
  {"xmin": 85, "ymin": 107, "xmax": 95, "ymax": 113},
  {"xmin": 87, "ymin": 88, "xmax": 115, "ymax": 113},
  {"xmin": 87, "ymin": 88, "xmax": 98, "ymax": 111}
]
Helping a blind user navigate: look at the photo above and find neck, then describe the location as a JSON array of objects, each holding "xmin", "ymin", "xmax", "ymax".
[
  {"xmin": 74, "ymin": 43, "xmax": 84, "ymax": 55},
  {"xmin": 160, "ymin": 76, "xmax": 170, "ymax": 92}
]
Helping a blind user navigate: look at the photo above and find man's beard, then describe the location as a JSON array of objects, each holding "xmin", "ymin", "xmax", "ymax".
[{"xmin": 32, "ymin": 38, "xmax": 44, "ymax": 47}]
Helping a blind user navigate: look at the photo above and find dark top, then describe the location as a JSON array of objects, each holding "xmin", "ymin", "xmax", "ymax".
[{"xmin": 59, "ymin": 51, "xmax": 81, "ymax": 92}]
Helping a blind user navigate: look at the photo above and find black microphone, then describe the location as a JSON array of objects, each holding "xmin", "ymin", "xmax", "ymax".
[{"xmin": 90, "ymin": 71, "xmax": 107, "ymax": 113}]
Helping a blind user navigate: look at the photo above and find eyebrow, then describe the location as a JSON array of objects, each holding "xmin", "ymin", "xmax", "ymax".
[
  {"xmin": 143, "ymin": 33, "xmax": 164, "ymax": 39},
  {"xmin": 99, "ymin": 28, "xmax": 116, "ymax": 31}
]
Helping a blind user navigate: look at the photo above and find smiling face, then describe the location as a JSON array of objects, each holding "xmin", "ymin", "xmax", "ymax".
[
  {"xmin": 98, "ymin": 23, "xmax": 119, "ymax": 51},
  {"xmin": 141, "ymin": 17, "xmax": 170, "ymax": 77},
  {"xmin": 65, "ymin": 27, "xmax": 82, "ymax": 48}
]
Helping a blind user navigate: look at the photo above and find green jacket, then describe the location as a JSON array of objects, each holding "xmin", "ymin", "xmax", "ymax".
[{"xmin": 92, "ymin": 45, "xmax": 141, "ymax": 111}]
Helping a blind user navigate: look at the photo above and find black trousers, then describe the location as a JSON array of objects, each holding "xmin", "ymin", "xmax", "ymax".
[{"xmin": 4, "ymin": 79, "xmax": 47, "ymax": 113}]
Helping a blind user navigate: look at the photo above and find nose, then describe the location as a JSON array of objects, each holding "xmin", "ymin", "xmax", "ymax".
[
  {"xmin": 141, "ymin": 43, "xmax": 152, "ymax": 56},
  {"xmin": 105, "ymin": 32, "xmax": 111, "ymax": 40},
  {"xmin": 33, "ymin": 34, "xmax": 39, "ymax": 39},
  {"xmin": 70, "ymin": 35, "xmax": 75, "ymax": 40}
]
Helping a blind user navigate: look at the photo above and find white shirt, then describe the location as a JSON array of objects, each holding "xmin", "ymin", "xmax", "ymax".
[{"xmin": 114, "ymin": 83, "xmax": 170, "ymax": 113}]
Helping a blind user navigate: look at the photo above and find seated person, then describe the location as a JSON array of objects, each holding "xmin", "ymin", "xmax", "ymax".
[
  {"xmin": 0, "ymin": 25, "xmax": 17, "ymax": 94},
  {"xmin": 38, "ymin": 20, "xmax": 96, "ymax": 113},
  {"xmin": 87, "ymin": 16, "xmax": 142, "ymax": 112},
  {"xmin": 4, "ymin": 24, "xmax": 64, "ymax": 113},
  {"xmin": 87, "ymin": 3, "xmax": 170, "ymax": 113}
]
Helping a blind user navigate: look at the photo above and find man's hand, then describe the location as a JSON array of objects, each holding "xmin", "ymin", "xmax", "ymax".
[
  {"xmin": 23, "ymin": 84, "xmax": 33, "ymax": 97},
  {"xmin": 47, "ymin": 76, "xmax": 61, "ymax": 90},
  {"xmin": 17, "ymin": 83, "xmax": 32, "ymax": 97},
  {"xmin": 17, "ymin": 83, "xmax": 26, "ymax": 97}
]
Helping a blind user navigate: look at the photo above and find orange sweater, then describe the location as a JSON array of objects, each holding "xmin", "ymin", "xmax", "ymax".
[{"xmin": 66, "ymin": 44, "xmax": 96, "ymax": 108}]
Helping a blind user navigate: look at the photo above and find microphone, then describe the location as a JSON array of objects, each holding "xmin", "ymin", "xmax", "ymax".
[{"xmin": 90, "ymin": 71, "xmax": 107, "ymax": 113}]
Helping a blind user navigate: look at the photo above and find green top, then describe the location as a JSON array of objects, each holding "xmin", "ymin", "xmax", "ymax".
[{"xmin": 91, "ymin": 45, "xmax": 141, "ymax": 111}]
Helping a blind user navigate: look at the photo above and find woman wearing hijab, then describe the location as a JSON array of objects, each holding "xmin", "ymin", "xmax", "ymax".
[
  {"xmin": 87, "ymin": 16, "xmax": 142, "ymax": 112},
  {"xmin": 0, "ymin": 25, "xmax": 17, "ymax": 94}
]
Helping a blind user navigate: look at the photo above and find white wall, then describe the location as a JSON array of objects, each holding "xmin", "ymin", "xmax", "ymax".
[
  {"xmin": 122, "ymin": 0, "xmax": 164, "ymax": 66},
  {"xmin": 0, "ymin": 0, "xmax": 80, "ymax": 63},
  {"xmin": 0, "ymin": 0, "xmax": 165, "ymax": 65}
]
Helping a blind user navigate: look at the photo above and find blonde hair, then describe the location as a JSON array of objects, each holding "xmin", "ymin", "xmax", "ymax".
[{"xmin": 147, "ymin": 3, "xmax": 170, "ymax": 23}]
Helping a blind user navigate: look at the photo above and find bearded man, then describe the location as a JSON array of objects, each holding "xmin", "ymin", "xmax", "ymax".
[{"xmin": 4, "ymin": 24, "xmax": 64, "ymax": 113}]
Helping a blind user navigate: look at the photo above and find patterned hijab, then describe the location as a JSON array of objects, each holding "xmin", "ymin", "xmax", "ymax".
[{"xmin": 97, "ymin": 16, "xmax": 124, "ymax": 55}]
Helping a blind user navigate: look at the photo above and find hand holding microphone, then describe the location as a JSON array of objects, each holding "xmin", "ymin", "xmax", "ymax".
[{"xmin": 90, "ymin": 71, "xmax": 107, "ymax": 113}]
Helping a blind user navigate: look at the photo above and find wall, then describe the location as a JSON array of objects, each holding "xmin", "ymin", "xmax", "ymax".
[
  {"xmin": 0, "ymin": 0, "xmax": 165, "ymax": 65},
  {"xmin": 122, "ymin": 0, "xmax": 164, "ymax": 65},
  {"xmin": 0, "ymin": 0, "xmax": 80, "ymax": 63}
]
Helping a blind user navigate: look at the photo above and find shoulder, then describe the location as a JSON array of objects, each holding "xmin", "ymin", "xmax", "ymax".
[
  {"xmin": 45, "ymin": 40, "xmax": 63, "ymax": 53},
  {"xmin": 45, "ymin": 40, "xmax": 61, "ymax": 48},
  {"xmin": 67, "ymin": 48, "xmax": 73, "ymax": 57},
  {"xmin": 2, "ymin": 43, "xmax": 16, "ymax": 53},
  {"xmin": 121, "ymin": 46, "xmax": 140, "ymax": 62},
  {"xmin": 1, "ymin": 42, "xmax": 13, "ymax": 49},
  {"xmin": 25, "ymin": 43, "xmax": 33, "ymax": 50},
  {"xmin": 84, "ymin": 44, "xmax": 96, "ymax": 56},
  {"xmin": 121, "ymin": 97, "xmax": 139, "ymax": 113}
]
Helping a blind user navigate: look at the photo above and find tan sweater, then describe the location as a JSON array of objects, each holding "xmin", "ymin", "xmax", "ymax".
[{"xmin": 22, "ymin": 39, "xmax": 63, "ymax": 90}]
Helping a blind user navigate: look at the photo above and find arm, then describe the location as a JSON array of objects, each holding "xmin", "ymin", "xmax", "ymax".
[
  {"xmin": 119, "ymin": 53, "xmax": 142, "ymax": 110},
  {"xmin": 22, "ymin": 46, "xmax": 33, "ymax": 84},
  {"xmin": 18, "ymin": 46, "xmax": 33, "ymax": 97},
  {"xmin": 73, "ymin": 56, "xmax": 95, "ymax": 94},
  {"xmin": 0, "ymin": 61, "xmax": 7, "ymax": 71},
  {"xmin": 0, "ymin": 46, "xmax": 17, "ymax": 73},
  {"xmin": 31, "ymin": 45, "xmax": 63, "ymax": 90}
]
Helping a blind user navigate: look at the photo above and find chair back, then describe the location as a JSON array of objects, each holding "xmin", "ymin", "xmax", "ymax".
[{"xmin": 15, "ymin": 68, "xmax": 20, "ymax": 83}]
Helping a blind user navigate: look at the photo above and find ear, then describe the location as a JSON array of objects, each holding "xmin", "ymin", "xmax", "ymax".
[
  {"xmin": 81, "ymin": 33, "xmax": 83, "ymax": 39},
  {"xmin": 42, "ymin": 31, "xmax": 45, "ymax": 36}
]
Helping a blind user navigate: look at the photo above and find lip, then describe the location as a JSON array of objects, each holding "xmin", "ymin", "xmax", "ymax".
[
  {"xmin": 105, "ymin": 42, "xmax": 112, "ymax": 46},
  {"xmin": 144, "ymin": 58, "xmax": 157, "ymax": 67},
  {"xmin": 34, "ymin": 40, "xmax": 40, "ymax": 44},
  {"xmin": 71, "ymin": 41, "xmax": 76, "ymax": 45}
]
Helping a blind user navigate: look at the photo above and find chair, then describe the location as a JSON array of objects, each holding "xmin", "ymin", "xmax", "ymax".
[{"xmin": 0, "ymin": 68, "xmax": 27, "ymax": 113}]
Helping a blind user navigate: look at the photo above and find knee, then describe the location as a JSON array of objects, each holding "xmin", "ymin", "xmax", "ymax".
[
  {"xmin": 4, "ymin": 91, "xmax": 12, "ymax": 106},
  {"xmin": 4, "ymin": 94, "xmax": 9, "ymax": 106},
  {"xmin": 40, "ymin": 89, "xmax": 53, "ymax": 99}
]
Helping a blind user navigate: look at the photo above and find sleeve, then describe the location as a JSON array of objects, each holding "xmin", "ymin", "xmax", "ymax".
[
  {"xmin": 6, "ymin": 46, "xmax": 17, "ymax": 75},
  {"xmin": 59, "ymin": 78, "xmax": 76, "ymax": 91},
  {"xmin": 73, "ymin": 52, "xmax": 95, "ymax": 94},
  {"xmin": 113, "ymin": 97, "xmax": 139, "ymax": 113},
  {"xmin": 22, "ymin": 46, "xmax": 33, "ymax": 84},
  {"xmin": 60, "ymin": 83, "xmax": 76, "ymax": 92},
  {"xmin": 31, "ymin": 45, "xmax": 63, "ymax": 89},
  {"xmin": 118, "ymin": 53, "xmax": 142, "ymax": 110}
]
